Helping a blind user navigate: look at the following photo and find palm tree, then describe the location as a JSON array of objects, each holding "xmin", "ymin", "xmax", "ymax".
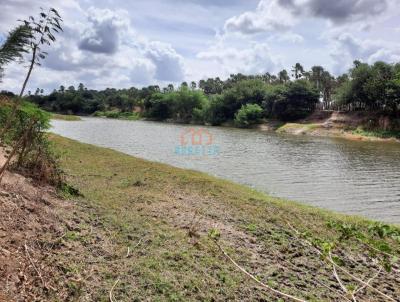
[
  {"xmin": 278, "ymin": 69, "xmax": 290, "ymax": 84},
  {"xmin": 0, "ymin": 24, "xmax": 32, "ymax": 81},
  {"xmin": 291, "ymin": 63, "xmax": 304, "ymax": 79}
]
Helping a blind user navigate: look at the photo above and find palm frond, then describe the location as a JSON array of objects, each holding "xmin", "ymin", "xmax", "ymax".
[{"xmin": 0, "ymin": 24, "xmax": 32, "ymax": 68}]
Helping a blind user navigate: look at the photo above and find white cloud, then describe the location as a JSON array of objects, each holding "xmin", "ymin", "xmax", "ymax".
[
  {"xmin": 224, "ymin": 0, "xmax": 394, "ymax": 36},
  {"xmin": 329, "ymin": 33, "xmax": 400, "ymax": 74},
  {"xmin": 0, "ymin": 4, "xmax": 186, "ymax": 92},
  {"xmin": 224, "ymin": 0, "xmax": 294, "ymax": 34},
  {"xmin": 79, "ymin": 8, "xmax": 130, "ymax": 54},
  {"xmin": 283, "ymin": 0, "xmax": 389, "ymax": 24},
  {"xmin": 145, "ymin": 41, "xmax": 185, "ymax": 82},
  {"xmin": 198, "ymin": 42, "xmax": 283, "ymax": 76}
]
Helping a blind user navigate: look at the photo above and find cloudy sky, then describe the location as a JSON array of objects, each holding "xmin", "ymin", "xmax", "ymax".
[{"xmin": 1, "ymin": 0, "xmax": 400, "ymax": 93}]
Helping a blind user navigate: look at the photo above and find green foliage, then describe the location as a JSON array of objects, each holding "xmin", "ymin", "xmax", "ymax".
[
  {"xmin": 145, "ymin": 87, "xmax": 207, "ymax": 122},
  {"xmin": 234, "ymin": 104, "xmax": 263, "ymax": 127},
  {"xmin": 58, "ymin": 182, "xmax": 82, "ymax": 198},
  {"xmin": 144, "ymin": 93, "xmax": 174, "ymax": 120},
  {"xmin": 0, "ymin": 100, "xmax": 50, "ymax": 143},
  {"xmin": 0, "ymin": 24, "xmax": 32, "ymax": 78},
  {"xmin": 264, "ymin": 80, "xmax": 319, "ymax": 121},
  {"xmin": 21, "ymin": 60, "xmax": 400, "ymax": 127},
  {"xmin": 0, "ymin": 100, "xmax": 63, "ymax": 185},
  {"xmin": 220, "ymin": 79, "xmax": 268, "ymax": 120},
  {"xmin": 335, "ymin": 61, "xmax": 400, "ymax": 112},
  {"xmin": 202, "ymin": 95, "xmax": 227, "ymax": 126},
  {"xmin": 327, "ymin": 220, "xmax": 400, "ymax": 272},
  {"xmin": 208, "ymin": 228, "xmax": 221, "ymax": 241},
  {"xmin": 352, "ymin": 128, "xmax": 400, "ymax": 139}
]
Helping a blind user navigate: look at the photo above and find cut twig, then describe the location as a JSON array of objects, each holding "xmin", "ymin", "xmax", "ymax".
[
  {"xmin": 314, "ymin": 279, "xmax": 352, "ymax": 302},
  {"xmin": 354, "ymin": 267, "xmax": 383, "ymax": 295},
  {"xmin": 213, "ymin": 239, "xmax": 307, "ymax": 302},
  {"xmin": 287, "ymin": 223, "xmax": 396, "ymax": 302},
  {"xmin": 24, "ymin": 243, "xmax": 46, "ymax": 289},
  {"xmin": 329, "ymin": 252, "xmax": 357, "ymax": 302},
  {"xmin": 329, "ymin": 252, "xmax": 348, "ymax": 294},
  {"xmin": 109, "ymin": 278, "xmax": 120, "ymax": 302}
]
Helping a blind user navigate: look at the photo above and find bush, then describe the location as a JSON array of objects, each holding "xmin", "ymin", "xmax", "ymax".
[
  {"xmin": 144, "ymin": 93, "xmax": 174, "ymax": 120},
  {"xmin": 234, "ymin": 104, "xmax": 263, "ymax": 128},
  {"xmin": 220, "ymin": 79, "xmax": 268, "ymax": 120},
  {"xmin": 145, "ymin": 87, "xmax": 208, "ymax": 122},
  {"xmin": 0, "ymin": 99, "xmax": 62, "ymax": 185},
  {"xmin": 203, "ymin": 95, "xmax": 227, "ymax": 125}
]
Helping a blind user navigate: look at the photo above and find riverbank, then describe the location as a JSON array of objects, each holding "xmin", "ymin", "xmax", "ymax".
[
  {"xmin": 51, "ymin": 113, "xmax": 82, "ymax": 121},
  {"xmin": 267, "ymin": 111, "xmax": 400, "ymax": 143},
  {"xmin": 2, "ymin": 135, "xmax": 399, "ymax": 301}
]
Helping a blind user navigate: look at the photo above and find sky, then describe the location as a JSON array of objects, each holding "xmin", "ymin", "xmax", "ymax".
[{"xmin": 1, "ymin": 0, "xmax": 400, "ymax": 93}]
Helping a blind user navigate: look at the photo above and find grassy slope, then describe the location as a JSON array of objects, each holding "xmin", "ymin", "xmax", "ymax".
[
  {"xmin": 51, "ymin": 113, "xmax": 82, "ymax": 121},
  {"xmin": 51, "ymin": 135, "xmax": 400, "ymax": 301}
]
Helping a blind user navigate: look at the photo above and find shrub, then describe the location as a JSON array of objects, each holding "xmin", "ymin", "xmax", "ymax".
[
  {"xmin": 145, "ymin": 87, "xmax": 208, "ymax": 122},
  {"xmin": 0, "ymin": 99, "xmax": 63, "ymax": 185},
  {"xmin": 220, "ymin": 79, "xmax": 268, "ymax": 120},
  {"xmin": 234, "ymin": 104, "xmax": 263, "ymax": 128},
  {"xmin": 203, "ymin": 95, "xmax": 227, "ymax": 125}
]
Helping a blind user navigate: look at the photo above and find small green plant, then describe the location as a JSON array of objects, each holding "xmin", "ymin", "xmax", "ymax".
[
  {"xmin": 58, "ymin": 182, "xmax": 82, "ymax": 198},
  {"xmin": 208, "ymin": 228, "xmax": 221, "ymax": 241}
]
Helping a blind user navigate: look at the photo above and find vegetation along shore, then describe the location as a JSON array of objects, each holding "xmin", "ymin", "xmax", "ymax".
[{"xmin": 15, "ymin": 59, "xmax": 399, "ymax": 141}]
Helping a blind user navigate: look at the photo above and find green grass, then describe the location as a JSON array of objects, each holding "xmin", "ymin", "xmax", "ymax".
[
  {"xmin": 50, "ymin": 113, "xmax": 82, "ymax": 121},
  {"xmin": 93, "ymin": 110, "xmax": 140, "ymax": 120},
  {"xmin": 353, "ymin": 127, "xmax": 400, "ymax": 139},
  {"xmin": 50, "ymin": 134, "xmax": 400, "ymax": 301},
  {"xmin": 276, "ymin": 122, "xmax": 320, "ymax": 133}
]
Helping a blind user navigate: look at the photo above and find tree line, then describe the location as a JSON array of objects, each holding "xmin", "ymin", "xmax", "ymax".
[{"xmin": 7, "ymin": 60, "xmax": 397, "ymax": 127}]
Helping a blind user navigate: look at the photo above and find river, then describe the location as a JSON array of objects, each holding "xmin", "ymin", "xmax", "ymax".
[{"xmin": 51, "ymin": 118, "xmax": 400, "ymax": 223}]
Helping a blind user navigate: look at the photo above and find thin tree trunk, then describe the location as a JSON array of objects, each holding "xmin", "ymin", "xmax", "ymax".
[{"xmin": 20, "ymin": 45, "xmax": 37, "ymax": 97}]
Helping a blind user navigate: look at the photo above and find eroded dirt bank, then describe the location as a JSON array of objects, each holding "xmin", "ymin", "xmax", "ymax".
[{"xmin": 261, "ymin": 111, "xmax": 400, "ymax": 143}]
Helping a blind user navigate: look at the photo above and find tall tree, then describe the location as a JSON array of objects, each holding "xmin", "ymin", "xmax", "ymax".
[
  {"xmin": 321, "ymin": 71, "xmax": 334, "ymax": 109},
  {"xmin": 310, "ymin": 66, "xmax": 324, "ymax": 91},
  {"xmin": 278, "ymin": 69, "xmax": 290, "ymax": 84},
  {"xmin": 291, "ymin": 63, "xmax": 304, "ymax": 79}
]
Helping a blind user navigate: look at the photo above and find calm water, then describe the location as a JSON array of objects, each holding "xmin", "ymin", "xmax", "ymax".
[{"xmin": 51, "ymin": 118, "xmax": 400, "ymax": 223}]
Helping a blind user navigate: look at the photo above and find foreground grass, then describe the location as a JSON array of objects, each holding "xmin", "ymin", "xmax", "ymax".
[
  {"xmin": 51, "ymin": 113, "xmax": 82, "ymax": 121},
  {"xmin": 50, "ymin": 135, "xmax": 400, "ymax": 301}
]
